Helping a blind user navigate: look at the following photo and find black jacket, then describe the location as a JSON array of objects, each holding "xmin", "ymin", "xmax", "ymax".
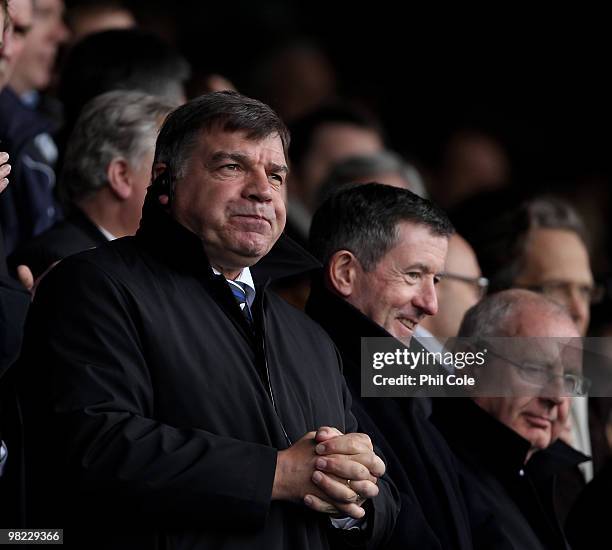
[
  {"xmin": 432, "ymin": 398, "xmax": 588, "ymax": 550},
  {"xmin": 17, "ymin": 197, "xmax": 398, "ymax": 549},
  {"xmin": 8, "ymin": 207, "xmax": 108, "ymax": 279},
  {"xmin": 306, "ymin": 280, "xmax": 474, "ymax": 550}
]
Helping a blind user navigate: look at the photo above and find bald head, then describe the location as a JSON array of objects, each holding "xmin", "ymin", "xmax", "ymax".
[
  {"xmin": 459, "ymin": 288, "xmax": 579, "ymax": 339},
  {"xmin": 460, "ymin": 289, "xmax": 581, "ymax": 454}
]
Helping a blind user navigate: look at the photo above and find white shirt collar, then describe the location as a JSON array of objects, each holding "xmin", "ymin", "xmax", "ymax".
[{"xmin": 96, "ymin": 225, "xmax": 117, "ymax": 241}]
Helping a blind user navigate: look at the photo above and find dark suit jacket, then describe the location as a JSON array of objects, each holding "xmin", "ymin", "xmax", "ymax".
[
  {"xmin": 8, "ymin": 207, "xmax": 108, "ymax": 279},
  {"xmin": 306, "ymin": 279, "xmax": 474, "ymax": 550},
  {"xmin": 433, "ymin": 398, "xmax": 588, "ymax": 550}
]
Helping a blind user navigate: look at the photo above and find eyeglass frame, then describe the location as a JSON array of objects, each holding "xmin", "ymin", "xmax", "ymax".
[
  {"xmin": 483, "ymin": 344, "xmax": 591, "ymax": 397},
  {"xmin": 515, "ymin": 280, "xmax": 605, "ymax": 305},
  {"xmin": 439, "ymin": 272, "xmax": 489, "ymax": 299}
]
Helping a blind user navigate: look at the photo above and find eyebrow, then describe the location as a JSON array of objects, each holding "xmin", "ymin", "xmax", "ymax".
[
  {"xmin": 209, "ymin": 151, "xmax": 288, "ymax": 174},
  {"xmin": 403, "ymin": 263, "xmax": 435, "ymax": 273}
]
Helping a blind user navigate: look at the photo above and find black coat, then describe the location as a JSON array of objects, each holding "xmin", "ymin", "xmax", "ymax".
[
  {"xmin": 16, "ymin": 198, "xmax": 398, "ymax": 549},
  {"xmin": 432, "ymin": 398, "xmax": 588, "ymax": 550},
  {"xmin": 0, "ymin": 227, "xmax": 30, "ymax": 526},
  {"xmin": 306, "ymin": 280, "xmax": 474, "ymax": 550},
  {"xmin": 8, "ymin": 207, "xmax": 108, "ymax": 279}
]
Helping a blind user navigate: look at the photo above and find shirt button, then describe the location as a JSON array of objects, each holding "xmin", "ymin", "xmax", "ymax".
[
  {"xmin": 519, "ymin": 469, "xmax": 525, "ymax": 477},
  {"xmin": 47, "ymin": 206, "xmax": 55, "ymax": 218}
]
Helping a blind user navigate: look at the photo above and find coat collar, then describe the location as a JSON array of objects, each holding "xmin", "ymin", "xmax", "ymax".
[
  {"xmin": 136, "ymin": 191, "xmax": 215, "ymax": 279},
  {"xmin": 306, "ymin": 276, "xmax": 390, "ymax": 369},
  {"xmin": 432, "ymin": 398, "xmax": 588, "ymax": 480},
  {"xmin": 137, "ymin": 189, "xmax": 321, "ymax": 284}
]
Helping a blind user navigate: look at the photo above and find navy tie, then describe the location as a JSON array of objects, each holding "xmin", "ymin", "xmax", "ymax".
[{"xmin": 227, "ymin": 280, "xmax": 253, "ymax": 325}]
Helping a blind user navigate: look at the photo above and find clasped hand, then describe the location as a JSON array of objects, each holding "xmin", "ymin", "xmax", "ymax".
[{"xmin": 273, "ymin": 426, "xmax": 385, "ymax": 519}]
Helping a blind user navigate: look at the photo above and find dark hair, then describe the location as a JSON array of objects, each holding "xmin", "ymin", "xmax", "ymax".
[
  {"xmin": 288, "ymin": 103, "xmax": 383, "ymax": 173},
  {"xmin": 154, "ymin": 90, "xmax": 289, "ymax": 185},
  {"xmin": 476, "ymin": 196, "xmax": 588, "ymax": 293},
  {"xmin": 309, "ymin": 183, "xmax": 454, "ymax": 270},
  {"xmin": 59, "ymin": 28, "xmax": 190, "ymax": 131}
]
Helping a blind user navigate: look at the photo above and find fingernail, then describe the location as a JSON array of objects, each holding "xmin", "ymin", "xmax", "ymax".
[
  {"xmin": 316, "ymin": 458, "xmax": 327, "ymax": 469},
  {"xmin": 312, "ymin": 471, "xmax": 323, "ymax": 483},
  {"xmin": 304, "ymin": 496, "xmax": 313, "ymax": 506},
  {"xmin": 316, "ymin": 444, "xmax": 326, "ymax": 454}
]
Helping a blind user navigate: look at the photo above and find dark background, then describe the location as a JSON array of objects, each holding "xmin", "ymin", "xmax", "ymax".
[{"xmin": 124, "ymin": 1, "xmax": 611, "ymax": 194}]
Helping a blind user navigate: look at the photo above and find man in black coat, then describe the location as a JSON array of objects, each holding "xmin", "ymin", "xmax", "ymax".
[
  {"xmin": 17, "ymin": 92, "xmax": 398, "ymax": 548},
  {"xmin": 432, "ymin": 289, "xmax": 590, "ymax": 549},
  {"xmin": 9, "ymin": 90, "xmax": 176, "ymax": 280},
  {"xmin": 307, "ymin": 183, "xmax": 474, "ymax": 549}
]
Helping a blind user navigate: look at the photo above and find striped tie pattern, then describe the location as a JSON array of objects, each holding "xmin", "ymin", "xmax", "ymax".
[{"xmin": 227, "ymin": 280, "xmax": 253, "ymax": 325}]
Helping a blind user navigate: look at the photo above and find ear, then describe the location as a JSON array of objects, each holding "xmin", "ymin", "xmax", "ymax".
[
  {"xmin": 106, "ymin": 157, "xmax": 132, "ymax": 200},
  {"xmin": 327, "ymin": 250, "xmax": 360, "ymax": 298}
]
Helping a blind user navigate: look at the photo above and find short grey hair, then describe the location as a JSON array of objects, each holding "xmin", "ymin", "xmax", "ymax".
[
  {"xmin": 458, "ymin": 288, "xmax": 572, "ymax": 338},
  {"xmin": 316, "ymin": 151, "xmax": 428, "ymax": 206},
  {"xmin": 60, "ymin": 90, "xmax": 177, "ymax": 203}
]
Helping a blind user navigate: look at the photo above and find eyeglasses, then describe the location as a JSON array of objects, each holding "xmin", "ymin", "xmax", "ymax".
[
  {"xmin": 486, "ymin": 346, "xmax": 591, "ymax": 397},
  {"xmin": 518, "ymin": 281, "xmax": 605, "ymax": 305},
  {"xmin": 439, "ymin": 272, "xmax": 489, "ymax": 299}
]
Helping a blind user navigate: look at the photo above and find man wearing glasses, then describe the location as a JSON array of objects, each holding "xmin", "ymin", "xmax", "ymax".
[
  {"xmin": 471, "ymin": 196, "xmax": 610, "ymax": 519},
  {"xmin": 433, "ymin": 289, "xmax": 589, "ymax": 550}
]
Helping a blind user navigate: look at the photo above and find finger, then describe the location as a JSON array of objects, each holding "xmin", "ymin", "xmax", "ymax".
[
  {"xmin": 324, "ymin": 452, "xmax": 385, "ymax": 477},
  {"xmin": 315, "ymin": 456, "xmax": 376, "ymax": 482},
  {"xmin": 0, "ymin": 178, "xmax": 8, "ymax": 194},
  {"xmin": 346, "ymin": 479, "xmax": 379, "ymax": 500},
  {"xmin": 312, "ymin": 470, "xmax": 360, "ymax": 503},
  {"xmin": 315, "ymin": 426, "xmax": 343, "ymax": 443},
  {"xmin": 315, "ymin": 433, "xmax": 373, "ymax": 456},
  {"xmin": 17, "ymin": 265, "xmax": 34, "ymax": 291},
  {"xmin": 352, "ymin": 452, "xmax": 386, "ymax": 478},
  {"xmin": 0, "ymin": 163, "xmax": 10, "ymax": 177},
  {"xmin": 0, "ymin": 152, "xmax": 9, "ymax": 164},
  {"xmin": 304, "ymin": 494, "xmax": 366, "ymax": 520}
]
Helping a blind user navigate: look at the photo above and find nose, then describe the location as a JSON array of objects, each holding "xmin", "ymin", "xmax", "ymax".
[
  {"xmin": 413, "ymin": 277, "xmax": 439, "ymax": 316},
  {"xmin": 244, "ymin": 169, "xmax": 273, "ymax": 202},
  {"xmin": 540, "ymin": 373, "xmax": 565, "ymax": 403}
]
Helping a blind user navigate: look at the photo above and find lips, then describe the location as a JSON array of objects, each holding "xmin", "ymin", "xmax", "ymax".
[
  {"xmin": 523, "ymin": 413, "xmax": 553, "ymax": 429},
  {"xmin": 398, "ymin": 318, "xmax": 418, "ymax": 332},
  {"xmin": 233, "ymin": 214, "xmax": 272, "ymax": 226}
]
